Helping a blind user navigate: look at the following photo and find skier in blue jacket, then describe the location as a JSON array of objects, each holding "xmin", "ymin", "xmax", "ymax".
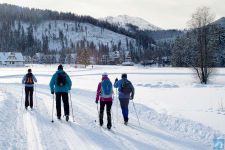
[
  {"xmin": 49, "ymin": 64, "xmax": 72, "ymax": 121},
  {"xmin": 114, "ymin": 73, "xmax": 134, "ymax": 125}
]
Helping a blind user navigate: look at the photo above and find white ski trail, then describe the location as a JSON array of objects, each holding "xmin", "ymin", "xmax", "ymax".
[{"xmin": 0, "ymin": 83, "xmax": 211, "ymax": 150}]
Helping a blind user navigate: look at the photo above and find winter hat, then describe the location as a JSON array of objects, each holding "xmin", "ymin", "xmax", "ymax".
[
  {"xmin": 102, "ymin": 72, "xmax": 108, "ymax": 77},
  {"xmin": 28, "ymin": 69, "xmax": 32, "ymax": 73},
  {"xmin": 121, "ymin": 73, "xmax": 127, "ymax": 79},
  {"xmin": 58, "ymin": 64, "xmax": 63, "ymax": 70}
]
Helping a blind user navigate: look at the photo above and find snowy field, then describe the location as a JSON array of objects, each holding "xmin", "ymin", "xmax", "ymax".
[{"xmin": 0, "ymin": 64, "xmax": 225, "ymax": 150}]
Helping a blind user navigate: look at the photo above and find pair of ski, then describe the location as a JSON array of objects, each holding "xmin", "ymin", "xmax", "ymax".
[
  {"xmin": 100, "ymin": 126, "xmax": 116, "ymax": 134},
  {"xmin": 52, "ymin": 116, "xmax": 79, "ymax": 126},
  {"xmin": 52, "ymin": 119, "xmax": 73, "ymax": 127},
  {"xmin": 93, "ymin": 120, "xmax": 115, "ymax": 133},
  {"xmin": 24, "ymin": 107, "xmax": 35, "ymax": 112}
]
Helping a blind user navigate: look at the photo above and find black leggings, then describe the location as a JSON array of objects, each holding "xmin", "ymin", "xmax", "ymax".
[
  {"xmin": 99, "ymin": 101, "xmax": 112, "ymax": 125},
  {"xmin": 25, "ymin": 87, "xmax": 34, "ymax": 108},
  {"xmin": 56, "ymin": 92, "xmax": 69, "ymax": 117}
]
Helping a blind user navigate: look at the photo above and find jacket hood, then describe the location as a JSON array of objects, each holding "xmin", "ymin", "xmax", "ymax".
[
  {"xmin": 102, "ymin": 76, "xmax": 109, "ymax": 81},
  {"xmin": 56, "ymin": 70, "xmax": 65, "ymax": 73}
]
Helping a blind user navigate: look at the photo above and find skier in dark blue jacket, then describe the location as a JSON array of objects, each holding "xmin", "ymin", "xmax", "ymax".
[{"xmin": 114, "ymin": 73, "xmax": 134, "ymax": 125}]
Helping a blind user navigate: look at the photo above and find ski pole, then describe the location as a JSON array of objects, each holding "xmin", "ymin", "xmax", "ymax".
[
  {"xmin": 69, "ymin": 92, "xmax": 75, "ymax": 122},
  {"xmin": 96, "ymin": 102, "xmax": 100, "ymax": 122},
  {"xmin": 132, "ymin": 100, "xmax": 141, "ymax": 126},
  {"xmin": 116, "ymin": 88, "xmax": 118, "ymax": 123},
  {"xmin": 111, "ymin": 103, "xmax": 115, "ymax": 128},
  {"xmin": 51, "ymin": 94, "xmax": 55, "ymax": 123},
  {"xmin": 35, "ymin": 84, "xmax": 37, "ymax": 108},
  {"xmin": 21, "ymin": 87, "xmax": 24, "ymax": 109}
]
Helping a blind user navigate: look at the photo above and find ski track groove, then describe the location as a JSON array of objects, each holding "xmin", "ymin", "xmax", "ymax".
[
  {"xmin": 0, "ymin": 89, "xmax": 27, "ymax": 149},
  {"xmin": 29, "ymin": 102, "xmax": 70, "ymax": 150},
  {"xmin": 23, "ymin": 110, "xmax": 43, "ymax": 150},
  {"xmin": 3, "ymin": 85, "xmax": 71, "ymax": 150}
]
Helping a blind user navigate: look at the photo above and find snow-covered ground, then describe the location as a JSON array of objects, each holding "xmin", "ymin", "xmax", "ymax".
[{"xmin": 0, "ymin": 65, "xmax": 224, "ymax": 150}]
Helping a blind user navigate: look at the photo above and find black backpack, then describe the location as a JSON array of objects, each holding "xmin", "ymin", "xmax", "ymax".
[
  {"xmin": 25, "ymin": 73, "xmax": 34, "ymax": 84},
  {"xmin": 121, "ymin": 79, "xmax": 132, "ymax": 94},
  {"xmin": 57, "ymin": 72, "xmax": 67, "ymax": 86}
]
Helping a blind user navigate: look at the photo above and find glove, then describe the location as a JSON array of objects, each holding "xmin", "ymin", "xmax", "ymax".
[
  {"xmin": 115, "ymin": 78, "xmax": 118, "ymax": 83},
  {"xmin": 51, "ymin": 91, "xmax": 54, "ymax": 94},
  {"xmin": 95, "ymin": 100, "xmax": 98, "ymax": 104}
]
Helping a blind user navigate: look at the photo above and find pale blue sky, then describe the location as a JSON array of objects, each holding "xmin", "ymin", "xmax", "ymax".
[{"xmin": 0, "ymin": 0, "xmax": 224, "ymax": 29}]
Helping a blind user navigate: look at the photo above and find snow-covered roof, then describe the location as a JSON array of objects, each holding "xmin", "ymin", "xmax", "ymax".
[
  {"xmin": 0, "ymin": 52, "xmax": 25, "ymax": 62},
  {"xmin": 109, "ymin": 51, "xmax": 120, "ymax": 59}
]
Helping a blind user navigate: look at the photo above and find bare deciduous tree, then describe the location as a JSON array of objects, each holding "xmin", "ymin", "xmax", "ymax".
[{"xmin": 188, "ymin": 7, "xmax": 216, "ymax": 84}]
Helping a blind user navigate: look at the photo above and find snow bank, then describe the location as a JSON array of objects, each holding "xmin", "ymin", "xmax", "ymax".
[{"xmin": 133, "ymin": 103, "xmax": 224, "ymax": 146}]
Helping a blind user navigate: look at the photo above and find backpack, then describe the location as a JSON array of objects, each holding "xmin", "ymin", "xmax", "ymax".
[
  {"xmin": 25, "ymin": 73, "xmax": 34, "ymax": 84},
  {"xmin": 101, "ymin": 79, "xmax": 112, "ymax": 98},
  {"xmin": 57, "ymin": 72, "xmax": 67, "ymax": 86},
  {"xmin": 121, "ymin": 79, "xmax": 132, "ymax": 94}
]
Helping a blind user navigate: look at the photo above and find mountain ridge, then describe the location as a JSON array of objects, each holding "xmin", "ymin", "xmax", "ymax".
[{"xmin": 101, "ymin": 15, "xmax": 162, "ymax": 31}]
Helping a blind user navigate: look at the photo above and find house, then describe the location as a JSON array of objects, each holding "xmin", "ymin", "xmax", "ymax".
[
  {"xmin": 100, "ymin": 55, "xmax": 109, "ymax": 65},
  {"xmin": 0, "ymin": 52, "xmax": 25, "ymax": 66},
  {"xmin": 108, "ymin": 51, "xmax": 120, "ymax": 64},
  {"xmin": 24, "ymin": 56, "xmax": 32, "ymax": 64},
  {"xmin": 122, "ymin": 51, "xmax": 134, "ymax": 66},
  {"xmin": 33, "ymin": 53, "xmax": 77, "ymax": 64},
  {"xmin": 101, "ymin": 50, "xmax": 133, "ymax": 65},
  {"xmin": 124, "ymin": 51, "xmax": 132, "ymax": 62}
]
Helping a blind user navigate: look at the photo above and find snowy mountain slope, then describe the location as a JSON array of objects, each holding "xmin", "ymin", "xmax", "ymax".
[
  {"xmin": 16, "ymin": 21, "xmax": 135, "ymax": 51},
  {"xmin": 102, "ymin": 15, "xmax": 162, "ymax": 31},
  {"xmin": 1, "ymin": 65, "xmax": 225, "ymax": 149}
]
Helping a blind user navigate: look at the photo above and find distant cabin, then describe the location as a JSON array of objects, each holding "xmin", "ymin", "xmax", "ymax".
[{"xmin": 0, "ymin": 52, "xmax": 25, "ymax": 66}]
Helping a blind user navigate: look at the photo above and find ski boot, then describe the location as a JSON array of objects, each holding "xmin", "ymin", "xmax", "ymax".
[{"xmin": 66, "ymin": 115, "xmax": 69, "ymax": 122}]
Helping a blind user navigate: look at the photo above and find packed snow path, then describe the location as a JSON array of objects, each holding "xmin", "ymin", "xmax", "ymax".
[{"xmin": 0, "ymin": 83, "xmax": 210, "ymax": 150}]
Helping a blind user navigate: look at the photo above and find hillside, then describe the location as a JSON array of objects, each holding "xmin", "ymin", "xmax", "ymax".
[
  {"xmin": 147, "ymin": 30, "xmax": 184, "ymax": 42},
  {"xmin": 17, "ymin": 20, "xmax": 135, "ymax": 51}
]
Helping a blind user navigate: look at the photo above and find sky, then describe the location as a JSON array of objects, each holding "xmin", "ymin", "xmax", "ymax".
[{"xmin": 0, "ymin": 0, "xmax": 224, "ymax": 30}]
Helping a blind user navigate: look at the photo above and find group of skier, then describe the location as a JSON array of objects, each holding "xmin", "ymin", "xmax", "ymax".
[
  {"xmin": 22, "ymin": 64, "xmax": 135, "ymax": 129},
  {"xmin": 95, "ymin": 72, "xmax": 135, "ymax": 129}
]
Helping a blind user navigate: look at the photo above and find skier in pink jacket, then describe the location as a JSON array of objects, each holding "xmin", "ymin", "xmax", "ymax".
[{"xmin": 96, "ymin": 72, "xmax": 113, "ymax": 129}]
